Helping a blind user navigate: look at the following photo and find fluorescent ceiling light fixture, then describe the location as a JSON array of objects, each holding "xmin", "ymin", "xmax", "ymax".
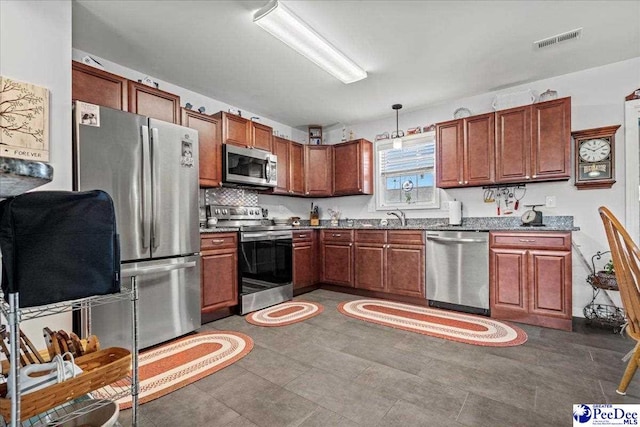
[{"xmin": 253, "ymin": 0, "xmax": 367, "ymax": 84}]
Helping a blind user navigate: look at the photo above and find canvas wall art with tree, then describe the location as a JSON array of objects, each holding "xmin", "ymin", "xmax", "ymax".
[{"xmin": 0, "ymin": 76, "xmax": 49, "ymax": 162}]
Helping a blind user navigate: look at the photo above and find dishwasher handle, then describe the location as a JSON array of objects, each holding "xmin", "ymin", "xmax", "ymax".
[{"xmin": 427, "ymin": 235, "xmax": 487, "ymax": 244}]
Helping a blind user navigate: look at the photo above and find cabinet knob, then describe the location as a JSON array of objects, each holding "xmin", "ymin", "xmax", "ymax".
[
  {"xmin": 532, "ymin": 174, "xmax": 537, "ymax": 178},
  {"xmin": 306, "ymin": 192, "xmax": 310, "ymax": 195},
  {"xmin": 458, "ymin": 181, "xmax": 463, "ymax": 185},
  {"xmin": 333, "ymin": 233, "xmax": 341, "ymax": 237},
  {"xmin": 525, "ymin": 175, "xmax": 530, "ymax": 179},
  {"xmin": 211, "ymin": 239, "xmax": 225, "ymax": 245},
  {"xmin": 358, "ymin": 188, "xmax": 362, "ymax": 192},
  {"xmin": 349, "ymin": 243, "xmax": 352, "ymax": 247},
  {"xmin": 298, "ymin": 234, "xmax": 306, "ymax": 238},
  {"xmin": 464, "ymin": 180, "xmax": 468, "ymax": 184},
  {"xmin": 518, "ymin": 239, "xmax": 536, "ymax": 243}
]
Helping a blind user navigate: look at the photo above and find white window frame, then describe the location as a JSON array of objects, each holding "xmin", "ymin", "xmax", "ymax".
[{"xmin": 375, "ymin": 132, "xmax": 440, "ymax": 211}]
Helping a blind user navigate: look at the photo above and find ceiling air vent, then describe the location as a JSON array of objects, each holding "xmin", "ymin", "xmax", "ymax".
[{"xmin": 533, "ymin": 28, "xmax": 582, "ymax": 50}]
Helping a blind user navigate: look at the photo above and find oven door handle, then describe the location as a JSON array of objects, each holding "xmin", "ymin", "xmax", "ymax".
[{"xmin": 241, "ymin": 232, "xmax": 292, "ymax": 242}]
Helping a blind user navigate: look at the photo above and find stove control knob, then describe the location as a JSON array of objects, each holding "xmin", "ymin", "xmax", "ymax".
[
  {"xmin": 214, "ymin": 209, "xmax": 220, "ymax": 215},
  {"xmin": 222, "ymin": 209, "xmax": 228, "ymax": 215}
]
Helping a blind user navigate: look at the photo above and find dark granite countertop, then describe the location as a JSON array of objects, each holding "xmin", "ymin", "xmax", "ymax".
[
  {"xmin": 293, "ymin": 216, "xmax": 578, "ymax": 232},
  {"xmin": 200, "ymin": 227, "xmax": 239, "ymax": 234},
  {"xmin": 199, "ymin": 216, "xmax": 578, "ymax": 233}
]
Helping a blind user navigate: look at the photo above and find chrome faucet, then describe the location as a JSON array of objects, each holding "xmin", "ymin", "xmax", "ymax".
[{"xmin": 387, "ymin": 210, "xmax": 406, "ymax": 226}]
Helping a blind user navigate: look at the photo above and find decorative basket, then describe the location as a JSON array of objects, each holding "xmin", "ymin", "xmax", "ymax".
[
  {"xmin": 0, "ymin": 347, "xmax": 131, "ymax": 422},
  {"xmin": 588, "ymin": 271, "xmax": 619, "ymax": 290}
]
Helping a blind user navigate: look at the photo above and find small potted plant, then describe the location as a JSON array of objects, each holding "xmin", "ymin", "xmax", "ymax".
[{"xmin": 592, "ymin": 259, "xmax": 619, "ymax": 290}]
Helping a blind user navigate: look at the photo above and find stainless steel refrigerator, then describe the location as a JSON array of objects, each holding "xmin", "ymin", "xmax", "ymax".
[{"xmin": 72, "ymin": 101, "xmax": 201, "ymax": 349}]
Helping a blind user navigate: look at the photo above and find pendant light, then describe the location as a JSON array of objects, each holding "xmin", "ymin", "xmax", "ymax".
[{"xmin": 392, "ymin": 104, "xmax": 404, "ymax": 149}]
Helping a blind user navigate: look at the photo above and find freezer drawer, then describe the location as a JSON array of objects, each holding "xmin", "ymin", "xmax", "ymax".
[{"xmin": 88, "ymin": 256, "xmax": 201, "ymax": 349}]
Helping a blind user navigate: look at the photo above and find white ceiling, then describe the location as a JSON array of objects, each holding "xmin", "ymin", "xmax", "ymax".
[{"xmin": 72, "ymin": 1, "xmax": 640, "ymax": 128}]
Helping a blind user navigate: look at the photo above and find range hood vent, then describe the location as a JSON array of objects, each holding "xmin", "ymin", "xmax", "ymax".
[{"xmin": 533, "ymin": 28, "xmax": 582, "ymax": 50}]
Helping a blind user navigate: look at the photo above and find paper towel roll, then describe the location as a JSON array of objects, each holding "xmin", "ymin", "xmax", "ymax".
[{"xmin": 449, "ymin": 200, "xmax": 462, "ymax": 225}]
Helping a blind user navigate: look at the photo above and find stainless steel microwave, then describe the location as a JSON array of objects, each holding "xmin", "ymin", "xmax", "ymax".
[{"xmin": 222, "ymin": 144, "xmax": 278, "ymax": 188}]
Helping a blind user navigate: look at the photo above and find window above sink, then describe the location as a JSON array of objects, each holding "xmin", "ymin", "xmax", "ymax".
[{"xmin": 375, "ymin": 133, "xmax": 439, "ymax": 210}]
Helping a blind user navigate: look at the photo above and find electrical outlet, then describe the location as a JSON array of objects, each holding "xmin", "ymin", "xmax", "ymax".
[{"xmin": 545, "ymin": 195, "xmax": 556, "ymax": 208}]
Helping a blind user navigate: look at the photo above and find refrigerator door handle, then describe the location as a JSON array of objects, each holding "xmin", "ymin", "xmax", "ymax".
[
  {"xmin": 121, "ymin": 261, "xmax": 197, "ymax": 278},
  {"xmin": 141, "ymin": 125, "xmax": 152, "ymax": 249},
  {"xmin": 151, "ymin": 127, "xmax": 160, "ymax": 250}
]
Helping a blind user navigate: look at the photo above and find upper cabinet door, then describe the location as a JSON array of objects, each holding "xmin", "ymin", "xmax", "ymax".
[
  {"xmin": 436, "ymin": 119, "xmax": 463, "ymax": 188},
  {"xmin": 72, "ymin": 61, "xmax": 128, "ymax": 111},
  {"xmin": 289, "ymin": 142, "xmax": 305, "ymax": 195},
  {"xmin": 128, "ymin": 81, "xmax": 181, "ymax": 124},
  {"xmin": 463, "ymin": 113, "xmax": 495, "ymax": 186},
  {"xmin": 181, "ymin": 108, "xmax": 221, "ymax": 187},
  {"xmin": 495, "ymin": 105, "xmax": 531, "ymax": 183},
  {"xmin": 219, "ymin": 113, "xmax": 250, "ymax": 148},
  {"xmin": 305, "ymin": 145, "xmax": 333, "ymax": 197},
  {"xmin": 531, "ymin": 97, "xmax": 571, "ymax": 181},
  {"xmin": 333, "ymin": 139, "xmax": 373, "ymax": 196},
  {"xmin": 251, "ymin": 121, "xmax": 274, "ymax": 151}
]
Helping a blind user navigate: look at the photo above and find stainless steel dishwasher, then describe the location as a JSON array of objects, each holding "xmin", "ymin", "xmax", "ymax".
[{"xmin": 426, "ymin": 231, "xmax": 489, "ymax": 315}]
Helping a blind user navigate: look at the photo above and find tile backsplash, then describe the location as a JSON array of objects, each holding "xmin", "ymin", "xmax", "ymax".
[{"xmin": 201, "ymin": 187, "xmax": 259, "ymax": 207}]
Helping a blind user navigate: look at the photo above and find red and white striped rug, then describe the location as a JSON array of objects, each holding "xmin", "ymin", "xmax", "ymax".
[
  {"xmin": 338, "ymin": 299, "xmax": 527, "ymax": 347},
  {"xmin": 93, "ymin": 331, "xmax": 253, "ymax": 409},
  {"xmin": 246, "ymin": 301, "xmax": 324, "ymax": 326}
]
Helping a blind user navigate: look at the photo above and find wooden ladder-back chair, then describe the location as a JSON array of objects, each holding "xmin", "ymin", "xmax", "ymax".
[{"xmin": 599, "ymin": 206, "xmax": 640, "ymax": 395}]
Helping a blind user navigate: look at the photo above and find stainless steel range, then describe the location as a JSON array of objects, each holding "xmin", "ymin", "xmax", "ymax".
[{"xmin": 209, "ymin": 205, "xmax": 293, "ymax": 314}]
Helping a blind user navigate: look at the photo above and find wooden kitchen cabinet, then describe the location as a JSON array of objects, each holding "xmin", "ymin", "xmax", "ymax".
[
  {"xmin": 214, "ymin": 112, "xmax": 250, "ymax": 147},
  {"xmin": 435, "ymin": 119, "xmax": 463, "ymax": 188},
  {"xmin": 271, "ymin": 138, "xmax": 305, "ymax": 196},
  {"xmin": 212, "ymin": 112, "xmax": 273, "ymax": 151},
  {"xmin": 251, "ymin": 121, "xmax": 274, "ymax": 151},
  {"xmin": 128, "ymin": 81, "xmax": 181, "ymax": 124},
  {"xmin": 436, "ymin": 113, "xmax": 494, "ymax": 188},
  {"xmin": 293, "ymin": 230, "xmax": 316, "ymax": 289},
  {"xmin": 354, "ymin": 230, "xmax": 386, "ymax": 291},
  {"xmin": 72, "ymin": 61, "xmax": 128, "ymax": 110},
  {"xmin": 386, "ymin": 230, "xmax": 425, "ymax": 297},
  {"xmin": 495, "ymin": 97, "xmax": 571, "ymax": 183},
  {"xmin": 290, "ymin": 142, "xmax": 305, "ymax": 195},
  {"xmin": 305, "ymin": 145, "xmax": 333, "ymax": 197},
  {"xmin": 182, "ymin": 108, "xmax": 222, "ymax": 187},
  {"xmin": 333, "ymin": 139, "xmax": 373, "ymax": 196},
  {"xmin": 531, "ymin": 97, "xmax": 571, "ymax": 181},
  {"xmin": 489, "ymin": 231, "xmax": 572, "ymax": 331},
  {"xmin": 354, "ymin": 230, "xmax": 425, "ymax": 297},
  {"xmin": 320, "ymin": 229, "xmax": 353, "ymax": 286},
  {"xmin": 495, "ymin": 105, "xmax": 531, "ymax": 182},
  {"xmin": 200, "ymin": 233, "xmax": 238, "ymax": 313}
]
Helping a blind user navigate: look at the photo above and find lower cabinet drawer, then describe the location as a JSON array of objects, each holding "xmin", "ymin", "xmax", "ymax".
[
  {"xmin": 200, "ymin": 233, "xmax": 237, "ymax": 251},
  {"xmin": 355, "ymin": 229, "xmax": 386, "ymax": 244},
  {"xmin": 388, "ymin": 230, "xmax": 425, "ymax": 245},
  {"xmin": 321, "ymin": 229, "xmax": 354, "ymax": 243},
  {"xmin": 489, "ymin": 232, "xmax": 570, "ymax": 250},
  {"xmin": 293, "ymin": 230, "xmax": 313, "ymax": 242}
]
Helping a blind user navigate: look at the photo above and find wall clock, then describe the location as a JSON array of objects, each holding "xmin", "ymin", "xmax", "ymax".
[{"xmin": 572, "ymin": 125, "xmax": 620, "ymax": 190}]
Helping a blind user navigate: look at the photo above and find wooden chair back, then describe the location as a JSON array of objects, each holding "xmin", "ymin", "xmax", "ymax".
[{"xmin": 599, "ymin": 206, "xmax": 640, "ymax": 340}]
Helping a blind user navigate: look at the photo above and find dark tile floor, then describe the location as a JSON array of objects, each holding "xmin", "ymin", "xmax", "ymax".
[{"xmin": 119, "ymin": 289, "xmax": 640, "ymax": 426}]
